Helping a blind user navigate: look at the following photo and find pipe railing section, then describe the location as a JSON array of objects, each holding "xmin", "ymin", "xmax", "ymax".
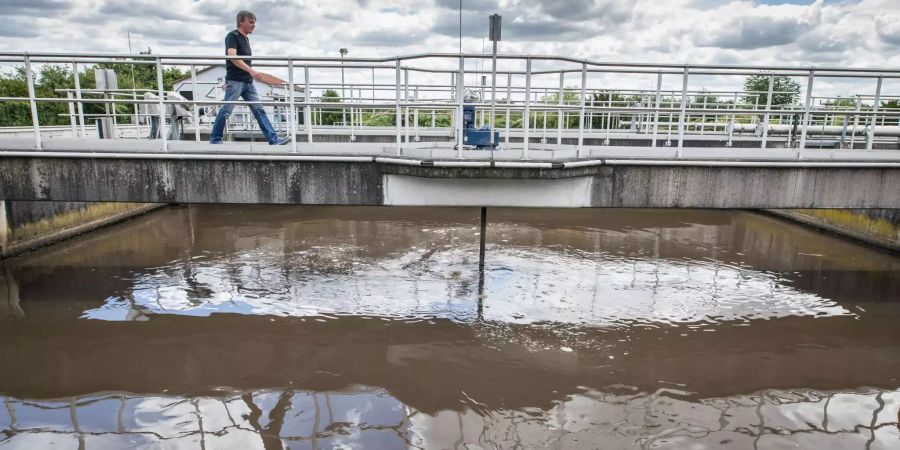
[{"xmin": 0, "ymin": 51, "xmax": 899, "ymax": 156}]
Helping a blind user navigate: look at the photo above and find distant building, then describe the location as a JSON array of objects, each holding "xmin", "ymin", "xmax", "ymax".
[{"xmin": 171, "ymin": 66, "xmax": 304, "ymax": 132}]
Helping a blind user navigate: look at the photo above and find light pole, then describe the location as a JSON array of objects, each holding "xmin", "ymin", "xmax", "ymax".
[
  {"xmin": 489, "ymin": 14, "xmax": 501, "ymax": 148},
  {"xmin": 340, "ymin": 48, "xmax": 348, "ymax": 125}
]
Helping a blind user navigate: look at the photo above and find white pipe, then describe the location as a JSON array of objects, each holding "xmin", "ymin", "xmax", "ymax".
[
  {"xmin": 3, "ymin": 151, "xmax": 896, "ymax": 168},
  {"xmin": 494, "ymin": 161, "xmax": 554, "ymax": 169}
]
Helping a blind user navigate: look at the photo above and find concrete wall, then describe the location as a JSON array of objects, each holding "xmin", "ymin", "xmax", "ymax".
[
  {"xmin": 768, "ymin": 209, "xmax": 900, "ymax": 252},
  {"xmin": 0, "ymin": 200, "xmax": 163, "ymax": 259},
  {"xmin": 0, "ymin": 157, "xmax": 897, "ymax": 209}
]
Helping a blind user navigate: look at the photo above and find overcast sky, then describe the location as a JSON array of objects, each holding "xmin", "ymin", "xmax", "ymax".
[{"xmin": 3, "ymin": 0, "xmax": 898, "ymax": 95}]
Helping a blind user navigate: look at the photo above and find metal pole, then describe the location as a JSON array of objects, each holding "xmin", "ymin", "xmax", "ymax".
[
  {"xmin": 727, "ymin": 92, "xmax": 737, "ymax": 147},
  {"xmin": 341, "ymin": 54, "xmax": 346, "ymax": 126},
  {"xmin": 304, "ymin": 65, "xmax": 312, "ymax": 144},
  {"xmin": 867, "ymin": 76, "xmax": 883, "ymax": 151},
  {"xmin": 478, "ymin": 207, "xmax": 487, "ymax": 273},
  {"xmin": 288, "ymin": 59, "xmax": 297, "ymax": 152},
  {"xmin": 799, "ymin": 69, "xmax": 815, "ymax": 152},
  {"xmin": 350, "ymin": 87, "xmax": 355, "ymax": 142},
  {"xmin": 66, "ymin": 91, "xmax": 77, "ymax": 137},
  {"xmin": 73, "ymin": 62, "xmax": 86, "ymax": 138},
  {"xmin": 542, "ymin": 108, "xmax": 547, "ymax": 143},
  {"xmin": 490, "ymin": 40, "xmax": 498, "ymax": 148},
  {"xmin": 404, "ymin": 69, "xmax": 409, "ymax": 143},
  {"xmin": 24, "ymin": 55, "xmax": 41, "ymax": 149},
  {"xmin": 457, "ymin": 55, "xmax": 464, "ymax": 157},
  {"xmin": 588, "ymin": 95, "xmax": 593, "ymax": 133},
  {"xmin": 523, "ymin": 58, "xmax": 531, "ymax": 159},
  {"xmin": 605, "ymin": 94, "xmax": 611, "ymax": 145},
  {"xmin": 557, "ymin": 71, "xmax": 564, "ymax": 145},
  {"xmin": 414, "ymin": 88, "xmax": 419, "ymax": 141},
  {"xmin": 677, "ymin": 66, "xmax": 688, "ymax": 155},
  {"xmin": 505, "ymin": 72, "xmax": 511, "ymax": 145},
  {"xmin": 761, "ymin": 74, "xmax": 774, "ymax": 149},
  {"xmin": 191, "ymin": 65, "xmax": 200, "ymax": 142},
  {"xmin": 577, "ymin": 63, "xmax": 587, "ymax": 156},
  {"xmin": 156, "ymin": 58, "xmax": 167, "ymax": 151},
  {"xmin": 850, "ymin": 96, "xmax": 861, "ymax": 149},
  {"xmin": 396, "ymin": 59, "xmax": 402, "ymax": 155},
  {"xmin": 652, "ymin": 72, "xmax": 662, "ymax": 148}
]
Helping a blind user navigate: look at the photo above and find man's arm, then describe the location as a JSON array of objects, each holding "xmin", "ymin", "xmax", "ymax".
[{"xmin": 227, "ymin": 48, "xmax": 263, "ymax": 81}]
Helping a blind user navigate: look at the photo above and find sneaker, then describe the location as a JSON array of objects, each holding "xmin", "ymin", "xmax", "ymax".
[
  {"xmin": 270, "ymin": 136, "xmax": 292, "ymax": 146},
  {"xmin": 209, "ymin": 140, "xmax": 224, "ymax": 145}
]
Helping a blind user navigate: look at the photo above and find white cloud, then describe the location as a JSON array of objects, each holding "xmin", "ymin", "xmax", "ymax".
[{"xmin": 0, "ymin": 0, "xmax": 895, "ymax": 96}]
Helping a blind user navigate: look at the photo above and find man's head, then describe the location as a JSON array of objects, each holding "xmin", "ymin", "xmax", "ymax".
[{"xmin": 236, "ymin": 10, "xmax": 256, "ymax": 34}]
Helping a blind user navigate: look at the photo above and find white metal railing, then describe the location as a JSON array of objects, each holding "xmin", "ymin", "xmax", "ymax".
[{"xmin": 1, "ymin": 51, "xmax": 899, "ymax": 160}]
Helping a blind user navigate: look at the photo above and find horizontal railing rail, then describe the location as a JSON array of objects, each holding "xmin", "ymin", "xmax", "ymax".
[{"xmin": 0, "ymin": 51, "xmax": 898, "ymax": 159}]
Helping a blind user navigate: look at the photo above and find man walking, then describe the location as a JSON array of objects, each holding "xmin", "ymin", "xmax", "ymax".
[{"xmin": 210, "ymin": 10, "xmax": 290, "ymax": 145}]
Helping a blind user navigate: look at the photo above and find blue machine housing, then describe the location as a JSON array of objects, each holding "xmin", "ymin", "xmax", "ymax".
[{"xmin": 463, "ymin": 104, "xmax": 500, "ymax": 149}]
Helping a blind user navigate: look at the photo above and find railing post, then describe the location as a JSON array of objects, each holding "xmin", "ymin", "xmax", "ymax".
[
  {"xmin": 414, "ymin": 88, "xmax": 419, "ymax": 142},
  {"xmin": 304, "ymin": 65, "xmax": 312, "ymax": 145},
  {"xmin": 505, "ymin": 72, "xmax": 511, "ymax": 146},
  {"xmin": 798, "ymin": 69, "xmax": 815, "ymax": 152},
  {"xmin": 557, "ymin": 71, "xmax": 564, "ymax": 145},
  {"xmin": 288, "ymin": 59, "xmax": 297, "ymax": 152},
  {"xmin": 66, "ymin": 91, "xmax": 77, "ymax": 137},
  {"xmin": 457, "ymin": 55, "xmax": 465, "ymax": 157},
  {"xmin": 490, "ymin": 41, "xmax": 498, "ymax": 148},
  {"xmin": 191, "ymin": 65, "xmax": 200, "ymax": 142},
  {"xmin": 24, "ymin": 55, "xmax": 42, "ymax": 149},
  {"xmin": 677, "ymin": 66, "xmax": 689, "ymax": 155},
  {"xmin": 761, "ymin": 74, "xmax": 774, "ymax": 149},
  {"xmin": 523, "ymin": 57, "xmax": 532, "ymax": 159},
  {"xmin": 850, "ymin": 96, "xmax": 861, "ymax": 149},
  {"xmin": 866, "ymin": 76, "xmax": 883, "ymax": 151},
  {"xmin": 652, "ymin": 72, "xmax": 662, "ymax": 148},
  {"xmin": 156, "ymin": 57, "xmax": 167, "ymax": 151},
  {"xmin": 404, "ymin": 69, "xmax": 409, "ymax": 144},
  {"xmin": 727, "ymin": 92, "xmax": 737, "ymax": 147},
  {"xmin": 577, "ymin": 63, "xmax": 587, "ymax": 156},
  {"xmin": 396, "ymin": 59, "xmax": 402, "ymax": 155},
  {"xmin": 72, "ymin": 62, "xmax": 86, "ymax": 139}
]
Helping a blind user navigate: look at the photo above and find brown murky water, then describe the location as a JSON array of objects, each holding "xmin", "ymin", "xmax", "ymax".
[{"xmin": 0, "ymin": 206, "xmax": 898, "ymax": 449}]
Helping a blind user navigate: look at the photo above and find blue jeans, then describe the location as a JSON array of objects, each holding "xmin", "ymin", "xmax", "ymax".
[{"xmin": 209, "ymin": 80, "xmax": 278, "ymax": 144}]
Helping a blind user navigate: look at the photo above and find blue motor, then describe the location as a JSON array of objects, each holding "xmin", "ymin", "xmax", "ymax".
[{"xmin": 463, "ymin": 102, "xmax": 499, "ymax": 149}]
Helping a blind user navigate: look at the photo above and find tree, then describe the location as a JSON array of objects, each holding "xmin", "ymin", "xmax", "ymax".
[
  {"xmin": 743, "ymin": 75, "xmax": 801, "ymax": 107},
  {"xmin": 319, "ymin": 89, "xmax": 344, "ymax": 125},
  {"xmin": 0, "ymin": 47, "xmax": 187, "ymax": 127},
  {"xmin": 881, "ymin": 99, "xmax": 900, "ymax": 126},
  {"xmin": 538, "ymin": 88, "xmax": 583, "ymax": 129}
]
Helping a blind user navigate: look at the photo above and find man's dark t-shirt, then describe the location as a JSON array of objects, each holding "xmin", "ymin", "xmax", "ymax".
[{"xmin": 225, "ymin": 30, "xmax": 253, "ymax": 83}]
